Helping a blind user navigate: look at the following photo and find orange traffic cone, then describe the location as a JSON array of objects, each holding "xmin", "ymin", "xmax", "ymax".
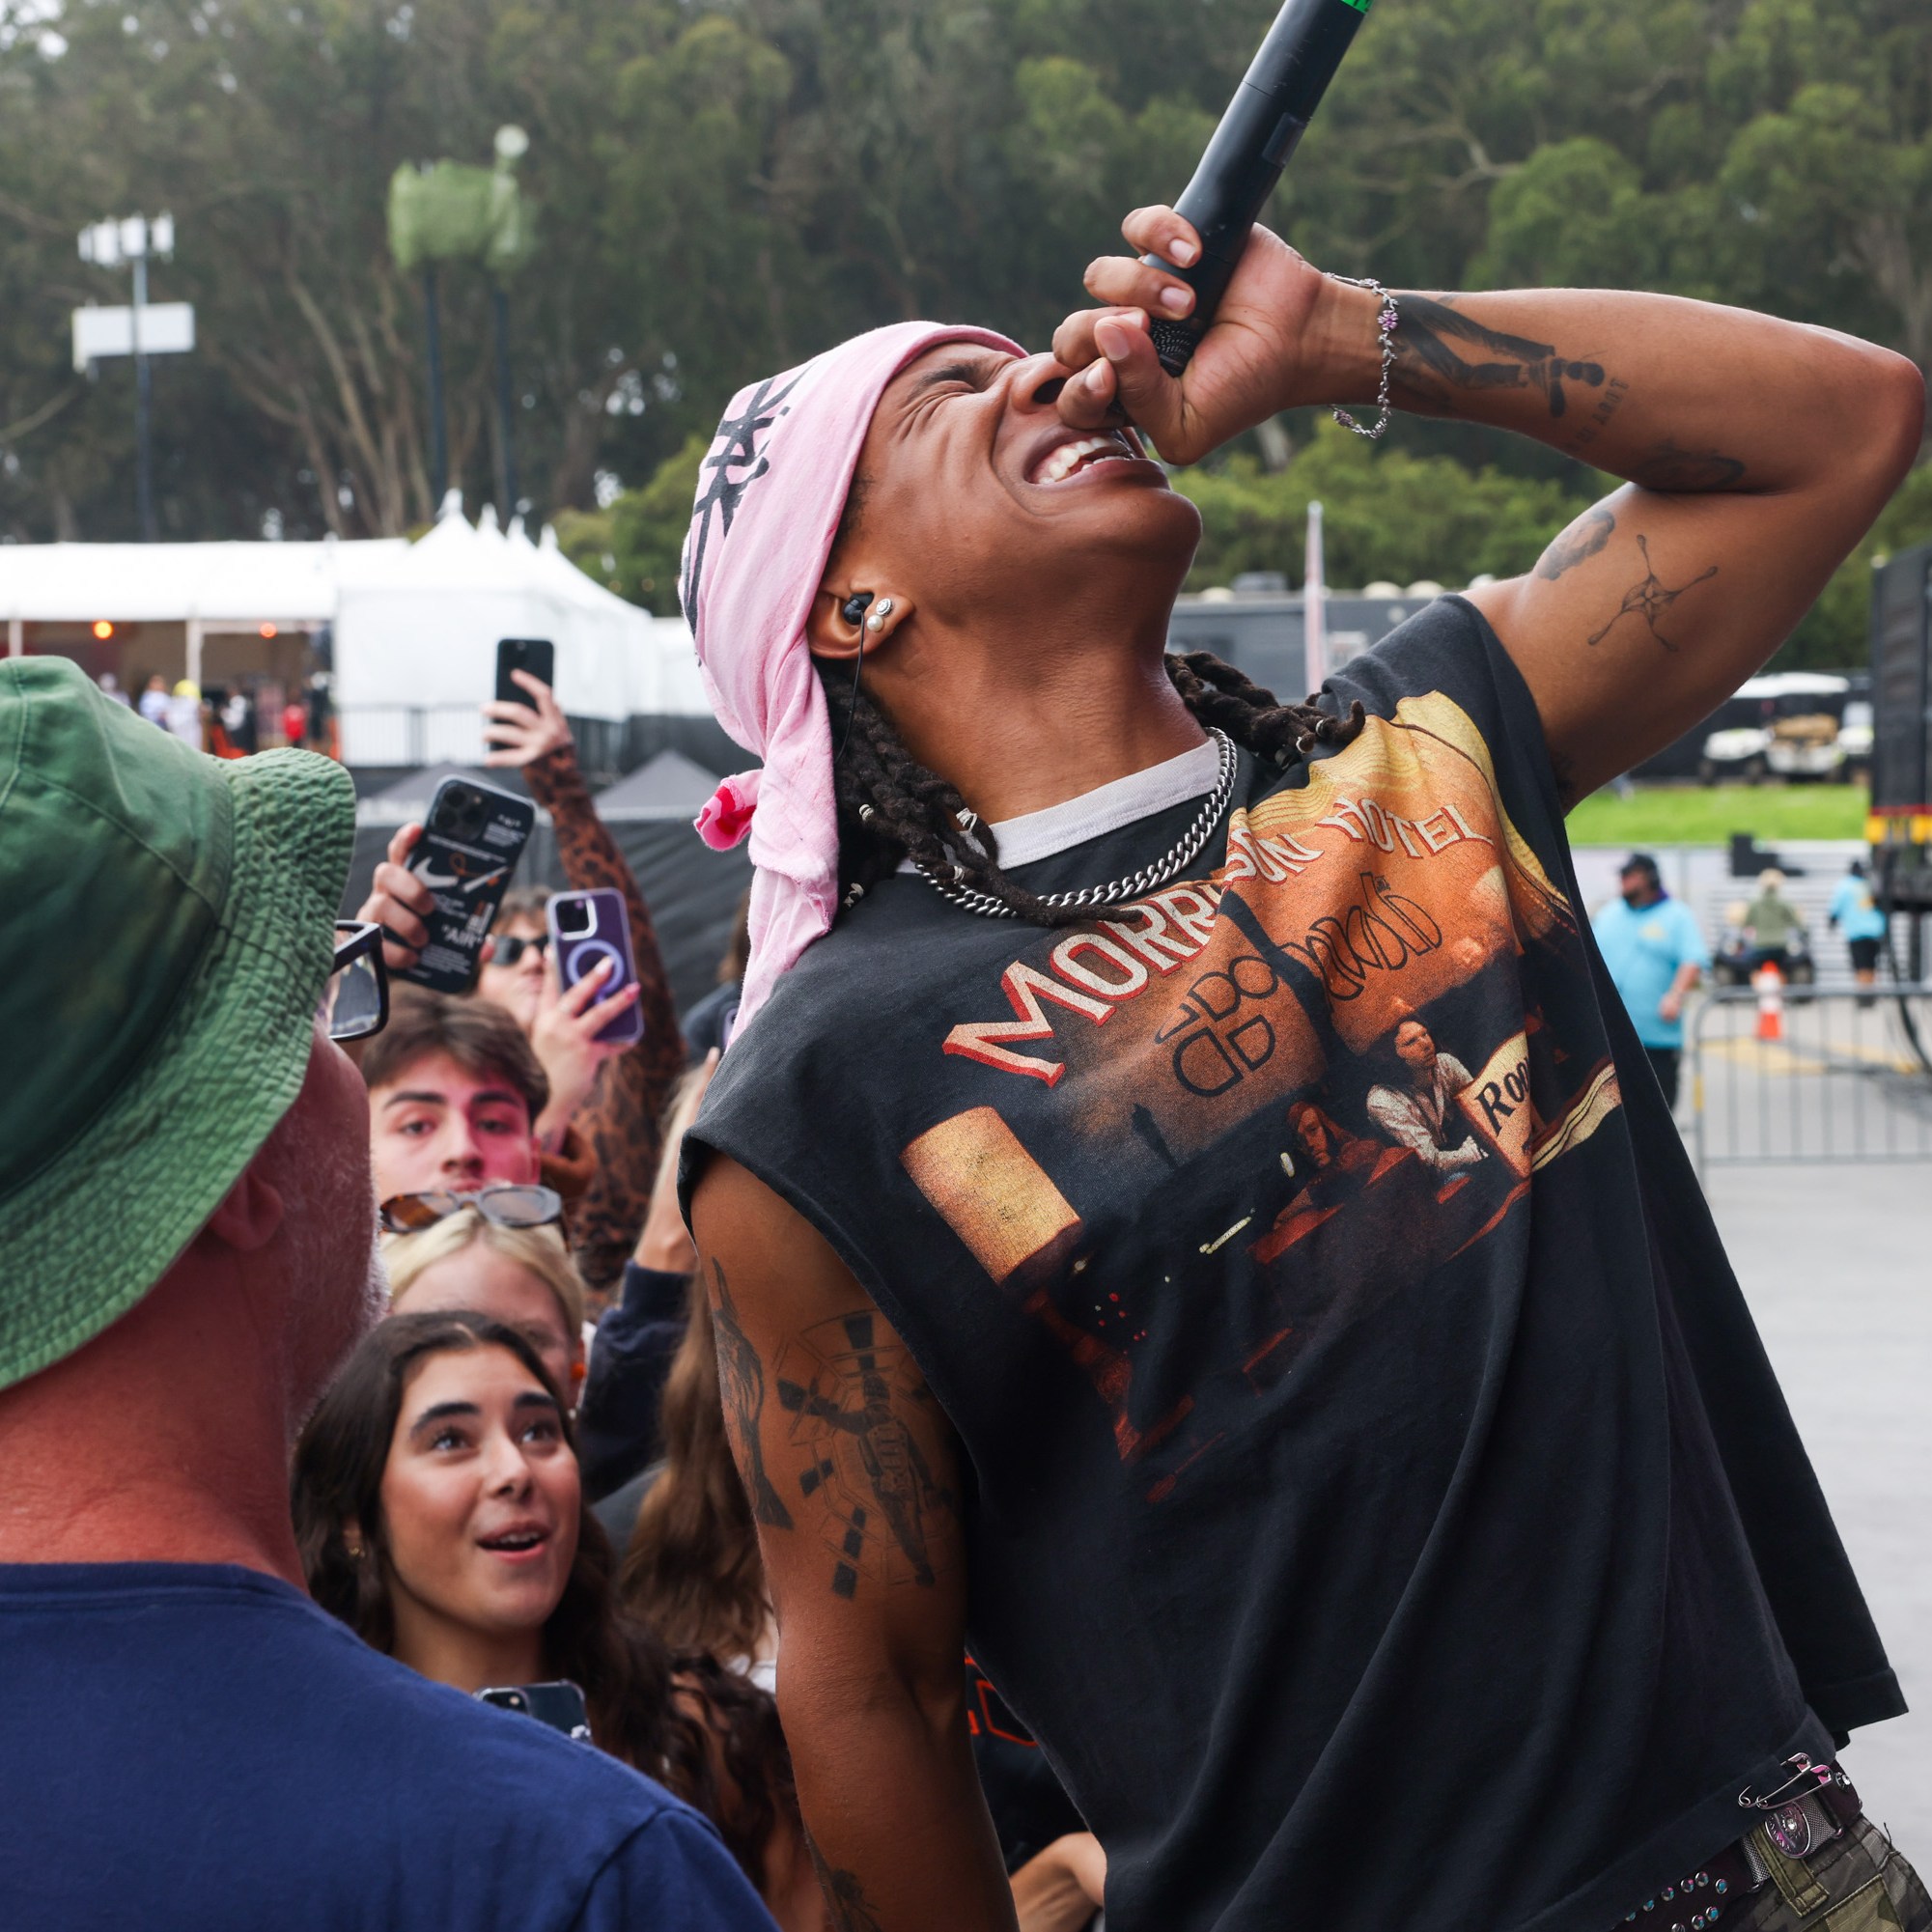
[{"xmin": 1752, "ymin": 962, "xmax": 1785, "ymax": 1042}]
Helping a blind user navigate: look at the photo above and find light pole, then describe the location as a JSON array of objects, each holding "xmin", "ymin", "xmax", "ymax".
[
  {"xmin": 488, "ymin": 124, "xmax": 531, "ymax": 518},
  {"xmin": 387, "ymin": 127, "xmax": 537, "ymax": 523},
  {"xmin": 77, "ymin": 213, "xmax": 182, "ymax": 542}
]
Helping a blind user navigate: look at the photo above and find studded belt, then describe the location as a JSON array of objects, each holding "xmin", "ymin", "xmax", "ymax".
[{"xmin": 1617, "ymin": 1757, "xmax": 1862, "ymax": 1931}]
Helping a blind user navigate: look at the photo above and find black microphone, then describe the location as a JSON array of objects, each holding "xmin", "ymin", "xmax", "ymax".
[{"xmin": 1144, "ymin": 0, "xmax": 1373, "ymax": 376}]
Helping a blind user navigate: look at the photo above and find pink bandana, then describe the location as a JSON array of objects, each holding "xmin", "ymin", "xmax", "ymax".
[{"xmin": 682, "ymin": 320, "xmax": 1022, "ymax": 1031}]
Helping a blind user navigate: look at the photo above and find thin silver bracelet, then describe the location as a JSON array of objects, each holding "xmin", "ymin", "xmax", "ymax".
[{"xmin": 1328, "ymin": 275, "xmax": 1399, "ymax": 441}]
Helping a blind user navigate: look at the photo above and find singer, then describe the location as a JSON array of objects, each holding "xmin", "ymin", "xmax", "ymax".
[{"xmin": 677, "ymin": 206, "xmax": 1925, "ymax": 1931}]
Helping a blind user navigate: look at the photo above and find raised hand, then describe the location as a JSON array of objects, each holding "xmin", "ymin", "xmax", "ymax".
[
  {"xmin": 1050, "ymin": 204, "xmax": 1340, "ymax": 465},
  {"xmin": 529, "ymin": 955, "xmax": 640, "ymax": 1151},
  {"xmin": 357, "ymin": 822, "xmax": 434, "ymax": 972},
  {"xmin": 484, "ymin": 668, "xmax": 574, "ymax": 769}
]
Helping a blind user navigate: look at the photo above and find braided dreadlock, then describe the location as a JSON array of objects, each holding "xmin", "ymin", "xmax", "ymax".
[{"xmin": 819, "ymin": 649, "xmax": 1366, "ymax": 927}]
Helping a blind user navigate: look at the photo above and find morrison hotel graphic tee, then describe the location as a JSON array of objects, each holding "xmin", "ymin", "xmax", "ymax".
[{"xmin": 686, "ymin": 598, "xmax": 1901, "ymax": 1932}]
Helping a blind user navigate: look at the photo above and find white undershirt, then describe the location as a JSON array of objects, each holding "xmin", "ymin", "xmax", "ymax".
[{"xmin": 896, "ymin": 735, "xmax": 1221, "ymax": 874}]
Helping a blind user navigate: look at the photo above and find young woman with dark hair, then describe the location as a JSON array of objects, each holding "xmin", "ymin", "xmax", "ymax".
[
  {"xmin": 291, "ymin": 1312, "xmax": 812, "ymax": 1921},
  {"xmin": 673, "ymin": 196, "xmax": 1926, "ymax": 1929}
]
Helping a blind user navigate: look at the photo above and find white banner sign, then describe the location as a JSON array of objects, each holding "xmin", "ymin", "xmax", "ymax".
[{"xmin": 72, "ymin": 302, "xmax": 195, "ymax": 371}]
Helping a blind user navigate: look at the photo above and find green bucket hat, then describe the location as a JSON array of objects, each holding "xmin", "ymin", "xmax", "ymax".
[{"xmin": 0, "ymin": 657, "xmax": 356, "ymax": 1390}]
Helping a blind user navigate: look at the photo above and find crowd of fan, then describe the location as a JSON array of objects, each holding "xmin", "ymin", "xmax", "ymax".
[
  {"xmin": 345, "ymin": 673, "xmax": 1106, "ymax": 1927},
  {"xmin": 0, "ymin": 658, "xmax": 1102, "ymax": 1931}
]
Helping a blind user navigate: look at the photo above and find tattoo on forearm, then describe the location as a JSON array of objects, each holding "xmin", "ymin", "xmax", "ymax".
[
  {"xmin": 1630, "ymin": 438, "xmax": 1748, "ymax": 492},
  {"xmin": 776, "ymin": 1309, "xmax": 957, "ymax": 1599},
  {"xmin": 1392, "ymin": 294, "xmax": 1606, "ymax": 420},
  {"xmin": 1586, "ymin": 535, "xmax": 1719, "ymax": 652},
  {"xmin": 1535, "ymin": 505, "xmax": 1616, "ymax": 580},
  {"xmin": 709, "ymin": 1263, "xmax": 796, "ymax": 1531},
  {"xmin": 807, "ymin": 1838, "xmax": 885, "ymax": 1932}
]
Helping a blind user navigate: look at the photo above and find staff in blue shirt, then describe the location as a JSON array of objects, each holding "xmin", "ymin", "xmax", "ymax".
[
  {"xmin": 1828, "ymin": 858, "xmax": 1888, "ymax": 988},
  {"xmin": 1591, "ymin": 853, "xmax": 1710, "ymax": 1110}
]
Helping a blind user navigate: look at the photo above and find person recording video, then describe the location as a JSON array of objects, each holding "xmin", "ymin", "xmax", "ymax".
[{"xmin": 673, "ymin": 191, "xmax": 1925, "ymax": 1930}]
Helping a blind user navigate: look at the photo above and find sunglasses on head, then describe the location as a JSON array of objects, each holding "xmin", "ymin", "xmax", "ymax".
[
  {"xmin": 490, "ymin": 933, "xmax": 550, "ymax": 966},
  {"xmin": 379, "ymin": 1184, "xmax": 565, "ymax": 1236},
  {"xmin": 321, "ymin": 921, "xmax": 389, "ymax": 1043}
]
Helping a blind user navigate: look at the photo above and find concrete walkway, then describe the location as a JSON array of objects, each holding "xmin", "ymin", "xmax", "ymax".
[{"xmin": 1704, "ymin": 1157, "xmax": 1932, "ymax": 1847}]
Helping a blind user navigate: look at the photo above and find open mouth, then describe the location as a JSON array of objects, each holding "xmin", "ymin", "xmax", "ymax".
[
  {"xmin": 1027, "ymin": 432, "xmax": 1141, "ymax": 486},
  {"xmin": 477, "ymin": 1526, "xmax": 549, "ymax": 1556}
]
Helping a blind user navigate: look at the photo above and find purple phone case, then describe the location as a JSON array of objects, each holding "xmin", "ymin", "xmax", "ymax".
[{"xmin": 546, "ymin": 889, "xmax": 644, "ymax": 1046}]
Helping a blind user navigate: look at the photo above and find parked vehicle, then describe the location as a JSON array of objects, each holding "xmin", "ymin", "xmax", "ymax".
[
  {"xmin": 1838, "ymin": 698, "xmax": 1873, "ymax": 785},
  {"xmin": 1695, "ymin": 672, "xmax": 1854, "ymax": 782}
]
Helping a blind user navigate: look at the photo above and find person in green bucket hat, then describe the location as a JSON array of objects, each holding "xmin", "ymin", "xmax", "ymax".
[{"xmin": 0, "ymin": 658, "xmax": 774, "ymax": 1932}]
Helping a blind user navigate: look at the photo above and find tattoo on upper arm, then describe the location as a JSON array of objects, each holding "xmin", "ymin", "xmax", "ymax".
[
  {"xmin": 1561, "ymin": 375, "xmax": 1630, "ymax": 456},
  {"xmin": 775, "ymin": 1310, "xmax": 958, "ymax": 1599},
  {"xmin": 1535, "ymin": 504, "xmax": 1616, "ymax": 580},
  {"xmin": 807, "ymin": 1838, "xmax": 885, "ymax": 1932},
  {"xmin": 1586, "ymin": 535, "xmax": 1719, "ymax": 652},
  {"xmin": 1392, "ymin": 294, "xmax": 1607, "ymax": 420},
  {"xmin": 1630, "ymin": 438, "xmax": 1748, "ymax": 492},
  {"xmin": 709, "ymin": 1263, "xmax": 796, "ymax": 1531}
]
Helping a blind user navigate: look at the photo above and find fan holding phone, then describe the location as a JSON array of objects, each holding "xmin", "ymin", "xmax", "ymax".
[{"xmin": 352, "ymin": 639, "xmax": 687, "ymax": 1297}]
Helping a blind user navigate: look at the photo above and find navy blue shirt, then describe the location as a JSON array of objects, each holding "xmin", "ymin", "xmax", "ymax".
[
  {"xmin": 579, "ymin": 1262, "xmax": 690, "ymax": 1499},
  {"xmin": 0, "ymin": 1561, "xmax": 775, "ymax": 1932}
]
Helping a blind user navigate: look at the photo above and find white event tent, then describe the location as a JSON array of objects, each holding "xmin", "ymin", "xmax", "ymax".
[
  {"xmin": 330, "ymin": 499, "xmax": 707, "ymax": 763},
  {"xmin": 0, "ymin": 532, "xmax": 406, "ymax": 664},
  {"xmin": 0, "ymin": 494, "xmax": 709, "ymax": 765}
]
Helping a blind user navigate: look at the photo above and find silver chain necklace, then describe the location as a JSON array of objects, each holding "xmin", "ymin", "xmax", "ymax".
[{"xmin": 914, "ymin": 727, "xmax": 1238, "ymax": 919}]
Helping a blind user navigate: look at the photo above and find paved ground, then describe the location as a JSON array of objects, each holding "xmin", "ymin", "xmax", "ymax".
[{"xmin": 1704, "ymin": 1154, "xmax": 1932, "ymax": 1848}]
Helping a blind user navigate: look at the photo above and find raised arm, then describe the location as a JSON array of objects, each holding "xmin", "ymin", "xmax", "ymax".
[
  {"xmin": 689, "ymin": 1155, "xmax": 1018, "ymax": 1932},
  {"xmin": 488, "ymin": 672, "xmax": 688, "ymax": 1285},
  {"xmin": 1056, "ymin": 210, "xmax": 1924, "ymax": 802}
]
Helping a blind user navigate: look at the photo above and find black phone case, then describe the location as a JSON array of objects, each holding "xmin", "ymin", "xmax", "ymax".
[
  {"xmin": 495, "ymin": 637, "xmax": 555, "ymax": 706},
  {"xmin": 477, "ymin": 1681, "xmax": 592, "ymax": 1742},
  {"xmin": 546, "ymin": 887, "xmax": 644, "ymax": 1046},
  {"xmin": 398, "ymin": 777, "xmax": 536, "ymax": 995}
]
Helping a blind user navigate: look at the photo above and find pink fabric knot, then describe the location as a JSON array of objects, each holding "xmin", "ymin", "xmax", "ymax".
[{"xmin": 695, "ymin": 771, "xmax": 760, "ymax": 850}]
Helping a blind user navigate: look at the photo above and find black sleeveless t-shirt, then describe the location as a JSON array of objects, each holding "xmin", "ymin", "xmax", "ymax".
[{"xmin": 686, "ymin": 598, "xmax": 1900, "ymax": 1932}]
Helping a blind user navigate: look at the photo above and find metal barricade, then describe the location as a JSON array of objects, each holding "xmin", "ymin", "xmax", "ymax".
[
  {"xmin": 335, "ymin": 705, "xmax": 484, "ymax": 768},
  {"xmin": 334, "ymin": 706, "xmax": 630, "ymax": 778},
  {"xmin": 1689, "ymin": 982, "xmax": 1932, "ymax": 1178}
]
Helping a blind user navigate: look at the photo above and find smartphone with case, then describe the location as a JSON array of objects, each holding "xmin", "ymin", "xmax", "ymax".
[
  {"xmin": 494, "ymin": 636, "xmax": 555, "ymax": 707},
  {"xmin": 477, "ymin": 1680, "xmax": 593, "ymax": 1744},
  {"xmin": 547, "ymin": 887, "xmax": 644, "ymax": 1046},
  {"xmin": 398, "ymin": 775, "xmax": 536, "ymax": 994}
]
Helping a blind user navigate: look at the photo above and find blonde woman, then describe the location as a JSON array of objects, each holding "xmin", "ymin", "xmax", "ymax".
[{"xmin": 382, "ymin": 1192, "xmax": 589, "ymax": 1404}]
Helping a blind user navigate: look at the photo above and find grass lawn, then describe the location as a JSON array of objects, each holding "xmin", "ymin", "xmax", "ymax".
[{"xmin": 1568, "ymin": 783, "xmax": 1870, "ymax": 846}]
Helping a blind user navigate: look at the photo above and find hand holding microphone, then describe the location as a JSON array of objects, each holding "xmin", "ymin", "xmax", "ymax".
[
  {"xmin": 1052, "ymin": 210, "xmax": 1334, "ymax": 465},
  {"xmin": 1053, "ymin": 0, "xmax": 1376, "ymax": 463}
]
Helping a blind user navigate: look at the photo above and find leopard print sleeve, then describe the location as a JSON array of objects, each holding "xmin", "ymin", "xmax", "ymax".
[{"xmin": 525, "ymin": 743, "xmax": 687, "ymax": 1291}]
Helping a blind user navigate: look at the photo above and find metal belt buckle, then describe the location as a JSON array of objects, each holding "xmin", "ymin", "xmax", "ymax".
[{"xmin": 1764, "ymin": 1799, "xmax": 1813, "ymax": 1859}]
